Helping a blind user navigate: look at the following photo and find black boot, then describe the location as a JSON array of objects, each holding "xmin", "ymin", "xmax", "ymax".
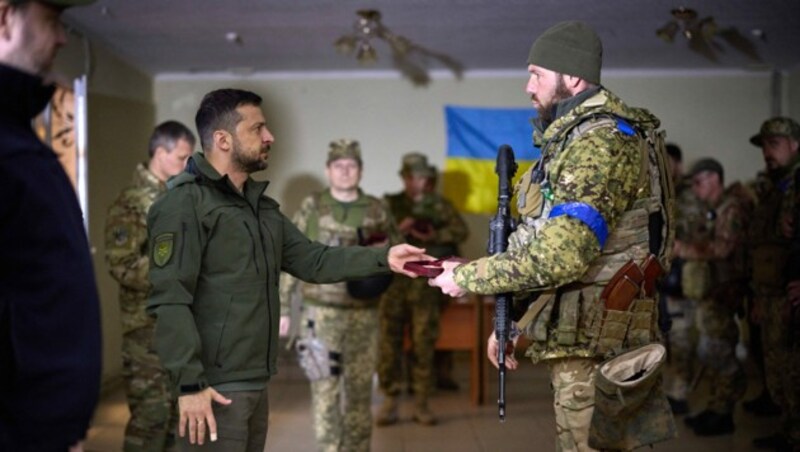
[
  {"xmin": 692, "ymin": 412, "xmax": 735, "ymax": 436},
  {"xmin": 752, "ymin": 433, "xmax": 790, "ymax": 450},
  {"xmin": 743, "ymin": 390, "xmax": 781, "ymax": 417},
  {"xmin": 667, "ymin": 396, "xmax": 689, "ymax": 415},
  {"xmin": 684, "ymin": 409, "xmax": 714, "ymax": 428}
]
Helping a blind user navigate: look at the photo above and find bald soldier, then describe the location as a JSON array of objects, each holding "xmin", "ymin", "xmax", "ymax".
[{"xmin": 431, "ymin": 21, "xmax": 674, "ymax": 450}]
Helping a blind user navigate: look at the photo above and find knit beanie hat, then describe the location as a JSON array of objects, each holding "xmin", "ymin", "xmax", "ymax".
[{"xmin": 527, "ymin": 21, "xmax": 603, "ymax": 84}]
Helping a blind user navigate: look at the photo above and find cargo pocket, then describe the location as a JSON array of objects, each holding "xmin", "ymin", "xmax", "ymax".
[
  {"xmin": 593, "ymin": 310, "xmax": 632, "ymax": 357},
  {"xmin": 627, "ymin": 299, "xmax": 657, "ymax": 348}
]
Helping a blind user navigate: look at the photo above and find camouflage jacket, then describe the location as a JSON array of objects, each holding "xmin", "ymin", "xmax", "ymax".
[
  {"xmin": 677, "ymin": 184, "xmax": 751, "ymax": 283},
  {"xmin": 748, "ymin": 158, "xmax": 800, "ymax": 292},
  {"xmin": 674, "ymin": 178, "xmax": 710, "ymax": 243},
  {"xmin": 279, "ymin": 189, "xmax": 399, "ymax": 312},
  {"xmin": 453, "ymin": 87, "xmax": 667, "ymax": 362},
  {"xmin": 105, "ymin": 163, "xmax": 165, "ymax": 334},
  {"xmin": 384, "ymin": 191, "xmax": 469, "ymax": 258}
]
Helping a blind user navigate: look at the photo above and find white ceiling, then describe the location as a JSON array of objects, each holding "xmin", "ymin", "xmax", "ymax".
[{"xmin": 63, "ymin": 0, "xmax": 800, "ymax": 76}]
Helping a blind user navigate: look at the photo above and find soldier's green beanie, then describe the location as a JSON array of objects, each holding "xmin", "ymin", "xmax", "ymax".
[
  {"xmin": 327, "ymin": 139, "xmax": 362, "ymax": 166},
  {"xmin": 749, "ymin": 117, "xmax": 800, "ymax": 147},
  {"xmin": 527, "ymin": 21, "xmax": 603, "ymax": 84}
]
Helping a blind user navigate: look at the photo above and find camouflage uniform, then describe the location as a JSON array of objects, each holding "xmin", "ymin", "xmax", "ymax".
[
  {"xmin": 678, "ymin": 184, "xmax": 750, "ymax": 415},
  {"xmin": 378, "ymin": 185, "xmax": 468, "ymax": 410},
  {"xmin": 453, "ymin": 87, "xmax": 672, "ymax": 451},
  {"xmin": 280, "ymin": 187, "xmax": 398, "ymax": 452},
  {"xmin": 663, "ymin": 181, "xmax": 706, "ymax": 403},
  {"xmin": 750, "ymin": 154, "xmax": 800, "ymax": 446},
  {"xmin": 105, "ymin": 163, "xmax": 176, "ymax": 452}
]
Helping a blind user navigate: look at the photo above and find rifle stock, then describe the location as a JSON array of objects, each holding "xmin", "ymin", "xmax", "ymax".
[{"xmin": 490, "ymin": 144, "xmax": 517, "ymax": 421}]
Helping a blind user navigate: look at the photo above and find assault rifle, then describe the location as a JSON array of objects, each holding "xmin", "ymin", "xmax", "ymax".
[{"xmin": 489, "ymin": 144, "xmax": 518, "ymax": 421}]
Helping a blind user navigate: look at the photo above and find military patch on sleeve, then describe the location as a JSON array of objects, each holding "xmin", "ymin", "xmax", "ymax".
[{"xmin": 153, "ymin": 233, "xmax": 175, "ymax": 268}]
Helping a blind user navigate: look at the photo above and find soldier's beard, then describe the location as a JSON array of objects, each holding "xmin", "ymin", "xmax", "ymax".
[{"xmin": 536, "ymin": 76, "xmax": 573, "ymax": 124}]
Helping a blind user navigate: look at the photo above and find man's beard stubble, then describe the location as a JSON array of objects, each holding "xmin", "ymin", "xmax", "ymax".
[{"xmin": 232, "ymin": 141, "xmax": 269, "ymax": 174}]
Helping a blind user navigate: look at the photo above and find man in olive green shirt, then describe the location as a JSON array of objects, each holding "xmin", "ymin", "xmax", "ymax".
[{"xmin": 147, "ymin": 89, "xmax": 426, "ymax": 451}]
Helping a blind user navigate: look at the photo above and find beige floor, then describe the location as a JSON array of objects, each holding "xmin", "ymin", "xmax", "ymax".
[{"xmin": 85, "ymin": 350, "xmax": 777, "ymax": 451}]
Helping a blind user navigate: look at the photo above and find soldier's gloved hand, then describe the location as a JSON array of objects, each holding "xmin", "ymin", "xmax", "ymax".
[
  {"xmin": 279, "ymin": 315, "xmax": 291, "ymax": 337},
  {"xmin": 486, "ymin": 330, "xmax": 519, "ymax": 370},
  {"xmin": 429, "ymin": 260, "xmax": 466, "ymax": 297}
]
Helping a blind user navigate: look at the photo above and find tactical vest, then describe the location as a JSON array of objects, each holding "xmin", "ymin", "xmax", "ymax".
[
  {"xmin": 301, "ymin": 192, "xmax": 390, "ymax": 307},
  {"xmin": 517, "ymin": 111, "xmax": 674, "ymax": 361},
  {"xmin": 749, "ymin": 173, "xmax": 791, "ymax": 293}
]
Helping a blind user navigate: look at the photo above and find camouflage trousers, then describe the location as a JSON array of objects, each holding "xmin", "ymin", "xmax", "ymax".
[
  {"xmin": 695, "ymin": 300, "xmax": 745, "ymax": 414},
  {"xmin": 548, "ymin": 357, "xmax": 600, "ymax": 452},
  {"xmin": 304, "ymin": 304, "xmax": 379, "ymax": 452},
  {"xmin": 377, "ymin": 276, "xmax": 441, "ymax": 399},
  {"xmin": 664, "ymin": 296, "xmax": 698, "ymax": 401},
  {"xmin": 122, "ymin": 325, "xmax": 177, "ymax": 452},
  {"xmin": 757, "ymin": 294, "xmax": 800, "ymax": 445}
]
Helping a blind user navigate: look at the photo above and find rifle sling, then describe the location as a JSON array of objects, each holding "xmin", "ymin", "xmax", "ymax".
[{"xmin": 516, "ymin": 290, "xmax": 557, "ymax": 332}]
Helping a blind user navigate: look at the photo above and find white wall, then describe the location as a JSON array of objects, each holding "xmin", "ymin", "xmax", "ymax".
[{"xmin": 154, "ymin": 69, "xmax": 777, "ymax": 259}]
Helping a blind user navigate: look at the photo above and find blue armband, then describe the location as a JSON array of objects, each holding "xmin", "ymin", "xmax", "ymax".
[{"xmin": 548, "ymin": 202, "xmax": 609, "ymax": 248}]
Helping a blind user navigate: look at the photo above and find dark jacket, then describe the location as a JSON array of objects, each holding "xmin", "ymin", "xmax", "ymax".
[
  {"xmin": 0, "ymin": 63, "xmax": 102, "ymax": 451},
  {"xmin": 147, "ymin": 152, "xmax": 391, "ymax": 393}
]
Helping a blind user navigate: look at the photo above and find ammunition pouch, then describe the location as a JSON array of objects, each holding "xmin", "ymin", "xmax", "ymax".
[
  {"xmin": 681, "ymin": 260, "xmax": 713, "ymax": 300},
  {"xmin": 589, "ymin": 343, "xmax": 677, "ymax": 450}
]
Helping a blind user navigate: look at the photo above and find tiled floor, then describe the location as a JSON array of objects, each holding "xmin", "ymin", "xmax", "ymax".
[{"xmin": 85, "ymin": 350, "xmax": 778, "ymax": 451}]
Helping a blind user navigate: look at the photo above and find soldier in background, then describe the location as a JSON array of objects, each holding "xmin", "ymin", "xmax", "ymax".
[
  {"xmin": 677, "ymin": 159, "xmax": 751, "ymax": 436},
  {"xmin": 105, "ymin": 121, "xmax": 195, "ymax": 451},
  {"xmin": 376, "ymin": 153, "xmax": 468, "ymax": 426},
  {"xmin": 661, "ymin": 144, "xmax": 707, "ymax": 415},
  {"xmin": 279, "ymin": 139, "xmax": 399, "ymax": 452},
  {"xmin": 747, "ymin": 117, "xmax": 800, "ymax": 450}
]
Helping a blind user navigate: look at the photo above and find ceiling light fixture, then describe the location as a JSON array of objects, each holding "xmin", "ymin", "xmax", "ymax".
[
  {"xmin": 334, "ymin": 9, "xmax": 463, "ymax": 86},
  {"xmin": 656, "ymin": 7, "xmax": 764, "ymax": 63}
]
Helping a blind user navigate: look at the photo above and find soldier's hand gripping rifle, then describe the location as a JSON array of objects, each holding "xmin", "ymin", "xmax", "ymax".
[{"xmin": 489, "ymin": 144, "xmax": 518, "ymax": 421}]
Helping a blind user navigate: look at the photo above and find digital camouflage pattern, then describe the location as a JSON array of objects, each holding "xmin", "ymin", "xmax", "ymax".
[
  {"xmin": 105, "ymin": 163, "xmax": 176, "ymax": 452},
  {"xmin": 279, "ymin": 188, "xmax": 397, "ymax": 451},
  {"xmin": 768, "ymin": 163, "xmax": 800, "ymax": 443},
  {"xmin": 280, "ymin": 190, "xmax": 399, "ymax": 312},
  {"xmin": 378, "ymin": 190, "xmax": 468, "ymax": 402},
  {"xmin": 677, "ymin": 185, "xmax": 751, "ymax": 414},
  {"xmin": 548, "ymin": 358, "xmax": 598, "ymax": 452},
  {"xmin": 305, "ymin": 305, "xmax": 379, "ymax": 452},
  {"xmin": 453, "ymin": 88, "xmax": 663, "ymax": 361}
]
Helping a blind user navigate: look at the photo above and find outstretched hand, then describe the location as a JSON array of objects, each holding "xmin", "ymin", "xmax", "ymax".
[{"xmin": 387, "ymin": 244, "xmax": 433, "ymax": 277}]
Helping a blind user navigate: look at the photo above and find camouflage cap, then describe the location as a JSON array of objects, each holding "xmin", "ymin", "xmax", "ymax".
[
  {"xmin": 689, "ymin": 158, "xmax": 724, "ymax": 180},
  {"xmin": 400, "ymin": 152, "xmax": 436, "ymax": 178},
  {"xmin": 327, "ymin": 139, "xmax": 362, "ymax": 166},
  {"xmin": 749, "ymin": 117, "xmax": 800, "ymax": 147}
]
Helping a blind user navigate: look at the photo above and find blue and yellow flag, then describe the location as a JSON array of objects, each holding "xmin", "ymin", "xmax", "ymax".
[{"xmin": 442, "ymin": 105, "xmax": 540, "ymax": 214}]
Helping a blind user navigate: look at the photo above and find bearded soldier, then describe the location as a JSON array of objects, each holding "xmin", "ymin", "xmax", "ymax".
[{"xmin": 431, "ymin": 21, "xmax": 675, "ymax": 450}]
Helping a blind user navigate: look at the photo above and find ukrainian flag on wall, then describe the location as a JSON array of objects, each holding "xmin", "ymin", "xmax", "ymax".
[{"xmin": 442, "ymin": 105, "xmax": 540, "ymax": 214}]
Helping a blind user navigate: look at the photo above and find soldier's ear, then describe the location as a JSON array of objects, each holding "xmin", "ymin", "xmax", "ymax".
[
  {"xmin": 213, "ymin": 130, "xmax": 232, "ymax": 153},
  {"xmin": 791, "ymin": 138, "xmax": 799, "ymax": 153}
]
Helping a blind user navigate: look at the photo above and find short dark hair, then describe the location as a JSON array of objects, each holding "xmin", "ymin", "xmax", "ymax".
[
  {"xmin": 195, "ymin": 89, "xmax": 262, "ymax": 151},
  {"xmin": 665, "ymin": 143, "xmax": 682, "ymax": 162},
  {"xmin": 147, "ymin": 120, "xmax": 196, "ymax": 158}
]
